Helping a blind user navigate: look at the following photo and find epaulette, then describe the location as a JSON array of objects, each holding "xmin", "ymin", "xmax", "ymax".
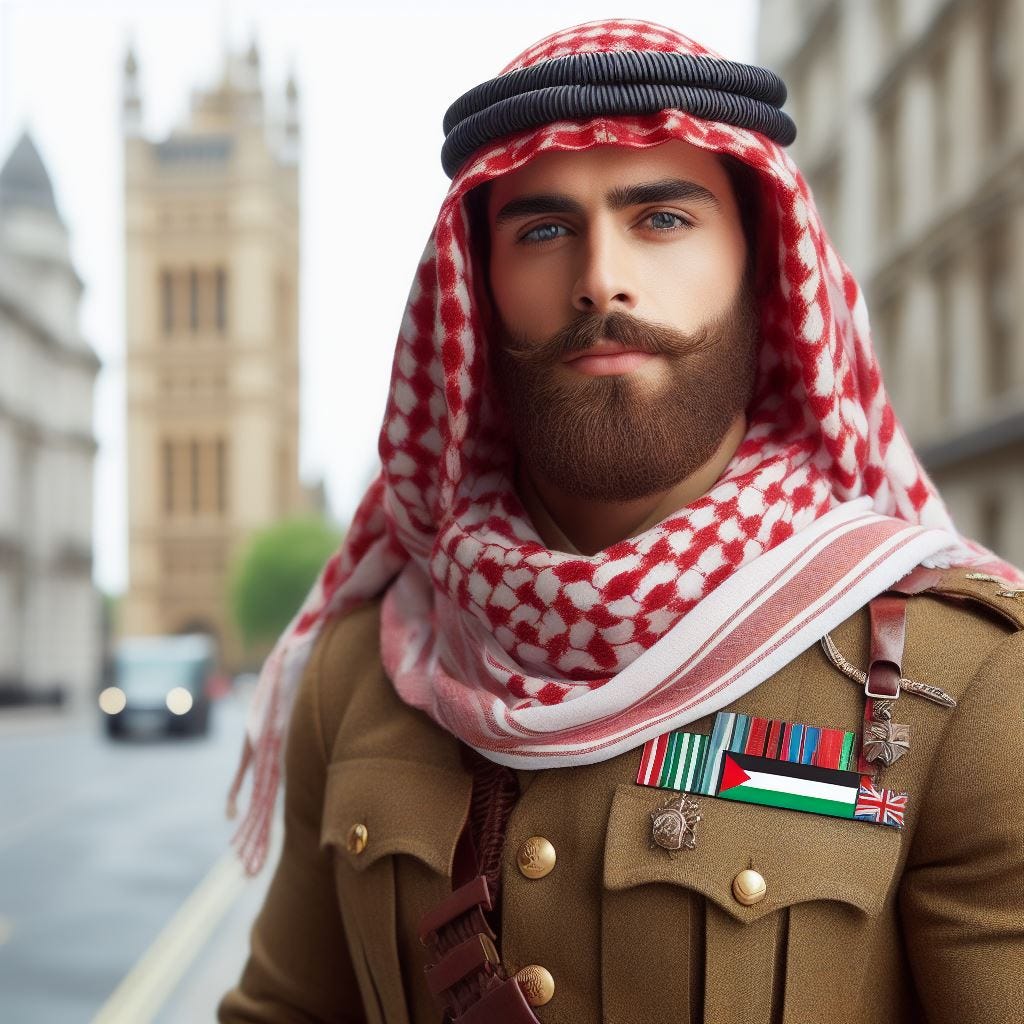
[{"xmin": 896, "ymin": 566, "xmax": 1024, "ymax": 633}]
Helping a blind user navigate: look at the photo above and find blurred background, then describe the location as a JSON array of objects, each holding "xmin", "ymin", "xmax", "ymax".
[{"xmin": 0, "ymin": 0, "xmax": 1020, "ymax": 1020}]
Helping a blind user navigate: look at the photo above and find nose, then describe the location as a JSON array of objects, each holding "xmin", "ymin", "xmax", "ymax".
[{"xmin": 571, "ymin": 225, "xmax": 637, "ymax": 315}]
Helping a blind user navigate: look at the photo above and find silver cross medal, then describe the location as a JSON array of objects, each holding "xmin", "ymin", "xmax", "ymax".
[{"xmin": 863, "ymin": 698, "xmax": 910, "ymax": 768}]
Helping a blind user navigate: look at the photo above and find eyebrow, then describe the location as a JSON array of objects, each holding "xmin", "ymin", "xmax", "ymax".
[
  {"xmin": 607, "ymin": 178, "xmax": 720, "ymax": 211},
  {"xmin": 493, "ymin": 177, "xmax": 720, "ymax": 226}
]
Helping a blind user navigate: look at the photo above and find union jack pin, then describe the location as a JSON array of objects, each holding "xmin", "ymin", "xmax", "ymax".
[{"xmin": 853, "ymin": 778, "xmax": 908, "ymax": 829}]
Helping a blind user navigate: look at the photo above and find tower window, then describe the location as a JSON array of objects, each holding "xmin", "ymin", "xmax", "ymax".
[
  {"xmin": 190, "ymin": 439, "xmax": 200, "ymax": 513},
  {"xmin": 215, "ymin": 267, "xmax": 228, "ymax": 332},
  {"xmin": 216, "ymin": 438, "xmax": 228, "ymax": 513},
  {"xmin": 162, "ymin": 439, "xmax": 174, "ymax": 513},
  {"xmin": 161, "ymin": 270, "xmax": 174, "ymax": 333},
  {"xmin": 189, "ymin": 268, "xmax": 199, "ymax": 332}
]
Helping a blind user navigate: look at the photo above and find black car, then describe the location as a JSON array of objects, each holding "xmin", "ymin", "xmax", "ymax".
[{"xmin": 99, "ymin": 634, "xmax": 214, "ymax": 738}]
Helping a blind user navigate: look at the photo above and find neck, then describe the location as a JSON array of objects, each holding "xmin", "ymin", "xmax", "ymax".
[{"xmin": 519, "ymin": 413, "xmax": 748, "ymax": 556}]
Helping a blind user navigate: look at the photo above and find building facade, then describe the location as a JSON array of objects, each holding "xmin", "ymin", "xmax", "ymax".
[
  {"xmin": 121, "ymin": 43, "xmax": 308, "ymax": 669},
  {"xmin": 0, "ymin": 131, "xmax": 101, "ymax": 709},
  {"xmin": 758, "ymin": 0, "xmax": 1023, "ymax": 567}
]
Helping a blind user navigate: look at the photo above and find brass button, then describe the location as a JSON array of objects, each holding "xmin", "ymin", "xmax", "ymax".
[
  {"xmin": 347, "ymin": 823, "xmax": 368, "ymax": 855},
  {"xmin": 732, "ymin": 868, "xmax": 766, "ymax": 906},
  {"xmin": 515, "ymin": 964, "xmax": 555, "ymax": 1006},
  {"xmin": 517, "ymin": 836, "xmax": 556, "ymax": 879}
]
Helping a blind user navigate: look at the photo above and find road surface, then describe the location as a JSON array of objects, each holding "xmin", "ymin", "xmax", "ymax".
[{"xmin": 0, "ymin": 693, "xmax": 275, "ymax": 1023}]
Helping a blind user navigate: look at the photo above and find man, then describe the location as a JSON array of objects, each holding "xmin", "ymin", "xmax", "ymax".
[{"xmin": 220, "ymin": 19, "xmax": 1024, "ymax": 1024}]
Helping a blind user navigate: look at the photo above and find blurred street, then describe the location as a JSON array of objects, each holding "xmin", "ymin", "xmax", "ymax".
[{"xmin": 0, "ymin": 691, "xmax": 273, "ymax": 1024}]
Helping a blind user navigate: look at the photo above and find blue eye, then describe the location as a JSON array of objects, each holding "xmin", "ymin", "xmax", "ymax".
[
  {"xmin": 648, "ymin": 211, "xmax": 689, "ymax": 230},
  {"xmin": 521, "ymin": 223, "xmax": 569, "ymax": 243}
]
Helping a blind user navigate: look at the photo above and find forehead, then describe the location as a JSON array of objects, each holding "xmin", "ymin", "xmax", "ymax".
[{"xmin": 486, "ymin": 139, "xmax": 733, "ymax": 213}]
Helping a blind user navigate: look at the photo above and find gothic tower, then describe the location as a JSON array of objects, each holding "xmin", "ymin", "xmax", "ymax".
[{"xmin": 121, "ymin": 41, "xmax": 306, "ymax": 667}]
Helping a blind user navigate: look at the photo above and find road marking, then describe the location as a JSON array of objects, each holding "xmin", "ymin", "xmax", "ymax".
[
  {"xmin": 0, "ymin": 914, "xmax": 13, "ymax": 945},
  {"xmin": 90, "ymin": 851, "xmax": 247, "ymax": 1024}
]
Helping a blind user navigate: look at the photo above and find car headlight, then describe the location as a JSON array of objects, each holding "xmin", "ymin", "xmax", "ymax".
[
  {"xmin": 98, "ymin": 687, "xmax": 127, "ymax": 715},
  {"xmin": 165, "ymin": 687, "xmax": 194, "ymax": 716}
]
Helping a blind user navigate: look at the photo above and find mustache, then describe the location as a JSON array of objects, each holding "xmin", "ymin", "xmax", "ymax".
[{"xmin": 499, "ymin": 310, "xmax": 712, "ymax": 369}]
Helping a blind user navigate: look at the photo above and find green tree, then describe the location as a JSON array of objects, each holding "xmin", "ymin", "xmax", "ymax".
[{"xmin": 229, "ymin": 518, "xmax": 343, "ymax": 650}]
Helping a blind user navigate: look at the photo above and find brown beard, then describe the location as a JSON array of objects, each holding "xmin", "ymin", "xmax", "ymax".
[{"xmin": 491, "ymin": 283, "xmax": 760, "ymax": 503}]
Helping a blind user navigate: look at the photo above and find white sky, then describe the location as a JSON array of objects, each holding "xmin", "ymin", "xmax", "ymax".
[{"xmin": 0, "ymin": 0, "xmax": 759, "ymax": 595}]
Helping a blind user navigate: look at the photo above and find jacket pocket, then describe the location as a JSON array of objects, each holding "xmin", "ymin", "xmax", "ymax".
[
  {"xmin": 322, "ymin": 757, "xmax": 473, "ymax": 1024},
  {"xmin": 601, "ymin": 782, "xmax": 904, "ymax": 1024}
]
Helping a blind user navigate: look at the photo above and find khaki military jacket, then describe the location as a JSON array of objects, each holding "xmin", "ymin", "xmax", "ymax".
[{"xmin": 219, "ymin": 572, "xmax": 1024, "ymax": 1023}]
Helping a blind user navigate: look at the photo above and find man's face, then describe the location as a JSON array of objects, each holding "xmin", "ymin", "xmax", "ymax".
[{"xmin": 486, "ymin": 139, "xmax": 759, "ymax": 503}]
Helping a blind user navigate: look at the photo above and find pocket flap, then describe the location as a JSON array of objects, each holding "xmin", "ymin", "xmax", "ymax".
[
  {"xmin": 603, "ymin": 783, "xmax": 903, "ymax": 923},
  {"xmin": 322, "ymin": 757, "xmax": 472, "ymax": 877}
]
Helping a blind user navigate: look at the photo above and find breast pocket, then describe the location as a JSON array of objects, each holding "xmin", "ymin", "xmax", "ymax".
[
  {"xmin": 601, "ymin": 782, "xmax": 904, "ymax": 1024},
  {"xmin": 321, "ymin": 757, "xmax": 473, "ymax": 1024}
]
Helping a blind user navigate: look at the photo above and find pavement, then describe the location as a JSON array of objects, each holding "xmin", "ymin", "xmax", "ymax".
[
  {"xmin": 87, "ymin": 714, "xmax": 281, "ymax": 1024},
  {"xmin": 0, "ymin": 703, "xmax": 93, "ymax": 739},
  {"xmin": 153, "ymin": 854, "xmax": 274, "ymax": 1024},
  {"xmin": 97, "ymin": 830, "xmax": 279, "ymax": 1024}
]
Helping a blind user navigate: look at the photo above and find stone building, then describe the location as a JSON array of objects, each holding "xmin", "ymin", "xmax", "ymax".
[
  {"xmin": 758, "ymin": 0, "xmax": 1023, "ymax": 567},
  {"xmin": 121, "ymin": 42, "xmax": 310, "ymax": 669},
  {"xmin": 0, "ymin": 131, "xmax": 101, "ymax": 709}
]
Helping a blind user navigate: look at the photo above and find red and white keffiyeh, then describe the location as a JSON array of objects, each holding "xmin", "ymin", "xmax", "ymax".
[{"xmin": 230, "ymin": 19, "xmax": 1023, "ymax": 873}]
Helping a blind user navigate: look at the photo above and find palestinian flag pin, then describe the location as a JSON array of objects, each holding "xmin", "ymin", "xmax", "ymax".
[{"xmin": 717, "ymin": 752, "xmax": 862, "ymax": 819}]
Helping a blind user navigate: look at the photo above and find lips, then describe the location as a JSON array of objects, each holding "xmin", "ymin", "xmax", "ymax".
[
  {"xmin": 561, "ymin": 341, "xmax": 657, "ymax": 377},
  {"xmin": 561, "ymin": 340, "xmax": 643, "ymax": 364}
]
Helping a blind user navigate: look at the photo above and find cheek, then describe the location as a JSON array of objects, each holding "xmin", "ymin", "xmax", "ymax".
[
  {"xmin": 490, "ymin": 250, "xmax": 568, "ymax": 333},
  {"xmin": 640, "ymin": 232, "xmax": 745, "ymax": 322},
  {"xmin": 489, "ymin": 252, "xmax": 521, "ymax": 324}
]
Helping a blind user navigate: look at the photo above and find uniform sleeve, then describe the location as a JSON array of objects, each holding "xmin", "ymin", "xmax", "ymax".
[
  {"xmin": 898, "ymin": 629, "xmax": 1024, "ymax": 1023},
  {"xmin": 218, "ymin": 625, "xmax": 367, "ymax": 1024}
]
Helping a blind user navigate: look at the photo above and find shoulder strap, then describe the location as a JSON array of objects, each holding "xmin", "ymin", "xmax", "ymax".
[{"xmin": 888, "ymin": 566, "xmax": 1024, "ymax": 632}]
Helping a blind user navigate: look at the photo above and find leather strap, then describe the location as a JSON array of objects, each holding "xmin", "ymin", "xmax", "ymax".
[
  {"xmin": 857, "ymin": 592, "xmax": 910, "ymax": 775},
  {"xmin": 866, "ymin": 593, "xmax": 907, "ymax": 700},
  {"xmin": 456, "ymin": 976, "xmax": 544, "ymax": 1023},
  {"xmin": 419, "ymin": 875, "xmax": 492, "ymax": 945},
  {"xmin": 418, "ymin": 763, "xmax": 540, "ymax": 1023},
  {"xmin": 426, "ymin": 933, "xmax": 501, "ymax": 998}
]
